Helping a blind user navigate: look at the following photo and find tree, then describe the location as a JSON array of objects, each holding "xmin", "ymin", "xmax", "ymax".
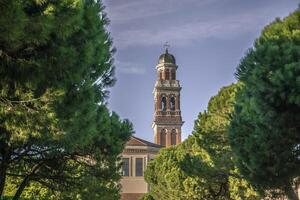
[
  {"xmin": 143, "ymin": 84, "xmax": 260, "ymax": 200},
  {"xmin": 0, "ymin": 0, "xmax": 132, "ymax": 199},
  {"xmin": 228, "ymin": 7, "xmax": 300, "ymax": 200}
]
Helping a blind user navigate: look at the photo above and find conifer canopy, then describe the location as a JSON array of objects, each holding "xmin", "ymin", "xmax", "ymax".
[
  {"xmin": 0, "ymin": 0, "xmax": 132, "ymax": 199},
  {"xmin": 229, "ymin": 7, "xmax": 300, "ymax": 200}
]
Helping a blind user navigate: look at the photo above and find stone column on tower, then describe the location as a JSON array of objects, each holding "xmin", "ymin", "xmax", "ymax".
[{"xmin": 152, "ymin": 46, "xmax": 184, "ymax": 147}]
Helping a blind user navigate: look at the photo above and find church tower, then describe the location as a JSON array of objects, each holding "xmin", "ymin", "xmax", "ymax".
[{"xmin": 152, "ymin": 46, "xmax": 183, "ymax": 147}]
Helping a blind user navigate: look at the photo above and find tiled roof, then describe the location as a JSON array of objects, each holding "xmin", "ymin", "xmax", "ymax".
[{"xmin": 126, "ymin": 136, "xmax": 163, "ymax": 148}]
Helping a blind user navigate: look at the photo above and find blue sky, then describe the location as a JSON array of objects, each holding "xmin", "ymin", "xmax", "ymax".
[{"xmin": 103, "ymin": 0, "xmax": 299, "ymax": 142}]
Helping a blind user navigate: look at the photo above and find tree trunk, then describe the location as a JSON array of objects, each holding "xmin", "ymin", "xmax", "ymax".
[
  {"xmin": 0, "ymin": 139, "xmax": 10, "ymax": 197},
  {"xmin": 12, "ymin": 175, "xmax": 31, "ymax": 200},
  {"xmin": 284, "ymin": 181, "xmax": 299, "ymax": 200},
  {"xmin": 0, "ymin": 163, "xmax": 7, "ymax": 197},
  {"xmin": 12, "ymin": 163, "xmax": 43, "ymax": 200}
]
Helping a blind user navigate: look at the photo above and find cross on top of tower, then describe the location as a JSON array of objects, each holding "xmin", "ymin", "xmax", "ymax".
[{"xmin": 164, "ymin": 42, "xmax": 170, "ymax": 53}]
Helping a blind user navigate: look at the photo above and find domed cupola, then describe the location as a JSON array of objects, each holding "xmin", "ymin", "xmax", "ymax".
[{"xmin": 158, "ymin": 48, "xmax": 176, "ymax": 64}]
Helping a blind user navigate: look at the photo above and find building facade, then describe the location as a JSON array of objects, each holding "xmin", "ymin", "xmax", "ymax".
[
  {"xmin": 152, "ymin": 48, "xmax": 184, "ymax": 147},
  {"xmin": 120, "ymin": 136, "xmax": 162, "ymax": 200}
]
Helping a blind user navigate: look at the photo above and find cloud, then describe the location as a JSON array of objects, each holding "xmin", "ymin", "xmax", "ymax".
[
  {"xmin": 105, "ymin": 0, "xmax": 174, "ymax": 22},
  {"xmin": 113, "ymin": 13, "xmax": 264, "ymax": 49},
  {"xmin": 103, "ymin": 0, "xmax": 287, "ymax": 49},
  {"xmin": 115, "ymin": 60, "xmax": 146, "ymax": 75},
  {"xmin": 104, "ymin": 0, "xmax": 218, "ymax": 22}
]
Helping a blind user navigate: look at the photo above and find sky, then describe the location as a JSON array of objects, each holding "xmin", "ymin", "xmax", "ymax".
[{"xmin": 103, "ymin": 0, "xmax": 299, "ymax": 142}]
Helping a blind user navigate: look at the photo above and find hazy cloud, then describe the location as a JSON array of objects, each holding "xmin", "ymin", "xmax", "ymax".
[
  {"xmin": 103, "ymin": 0, "xmax": 274, "ymax": 49},
  {"xmin": 106, "ymin": 0, "xmax": 218, "ymax": 22},
  {"xmin": 113, "ymin": 13, "xmax": 264, "ymax": 49},
  {"xmin": 115, "ymin": 60, "xmax": 146, "ymax": 75}
]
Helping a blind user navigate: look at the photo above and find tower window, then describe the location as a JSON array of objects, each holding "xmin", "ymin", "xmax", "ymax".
[
  {"xmin": 122, "ymin": 158, "xmax": 129, "ymax": 176},
  {"xmin": 171, "ymin": 69, "xmax": 176, "ymax": 80},
  {"xmin": 165, "ymin": 69, "xmax": 170, "ymax": 80},
  {"xmin": 160, "ymin": 129, "xmax": 166, "ymax": 146},
  {"xmin": 170, "ymin": 96, "xmax": 175, "ymax": 111},
  {"xmin": 135, "ymin": 158, "xmax": 143, "ymax": 176},
  {"xmin": 171, "ymin": 129, "xmax": 177, "ymax": 145},
  {"xmin": 159, "ymin": 70, "xmax": 163, "ymax": 80},
  {"xmin": 161, "ymin": 96, "xmax": 167, "ymax": 111}
]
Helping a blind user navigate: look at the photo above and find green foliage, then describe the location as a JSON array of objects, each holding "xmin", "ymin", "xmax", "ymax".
[
  {"xmin": 229, "ymin": 7, "xmax": 300, "ymax": 200},
  {"xmin": 143, "ymin": 84, "xmax": 260, "ymax": 200},
  {"xmin": 140, "ymin": 193, "xmax": 155, "ymax": 200},
  {"xmin": 0, "ymin": 0, "xmax": 132, "ymax": 199}
]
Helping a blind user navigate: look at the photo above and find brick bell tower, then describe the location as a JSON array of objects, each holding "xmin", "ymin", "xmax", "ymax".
[{"xmin": 152, "ymin": 45, "xmax": 184, "ymax": 147}]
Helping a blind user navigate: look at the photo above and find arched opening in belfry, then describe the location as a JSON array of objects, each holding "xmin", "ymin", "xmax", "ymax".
[
  {"xmin": 171, "ymin": 129, "xmax": 177, "ymax": 145},
  {"xmin": 160, "ymin": 129, "xmax": 167, "ymax": 146},
  {"xmin": 170, "ymin": 96, "xmax": 175, "ymax": 111},
  {"xmin": 165, "ymin": 69, "xmax": 170, "ymax": 80},
  {"xmin": 171, "ymin": 69, "xmax": 176, "ymax": 80},
  {"xmin": 161, "ymin": 96, "xmax": 167, "ymax": 111},
  {"xmin": 159, "ymin": 70, "xmax": 163, "ymax": 80}
]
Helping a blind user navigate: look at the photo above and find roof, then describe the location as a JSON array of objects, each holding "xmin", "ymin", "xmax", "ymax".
[
  {"xmin": 126, "ymin": 135, "xmax": 163, "ymax": 148},
  {"xmin": 158, "ymin": 49, "xmax": 176, "ymax": 64}
]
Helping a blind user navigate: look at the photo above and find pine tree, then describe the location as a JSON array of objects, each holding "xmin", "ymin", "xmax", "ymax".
[
  {"xmin": 229, "ymin": 7, "xmax": 300, "ymax": 200},
  {"xmin": 0, "ymin": 0, "xmax": 132, "ymax": 199}
]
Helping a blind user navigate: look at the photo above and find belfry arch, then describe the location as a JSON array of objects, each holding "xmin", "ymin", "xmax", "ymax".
[
  {"xmin": 170, "ymin": 95, "xmax": 176, "ymax": 111},
  {"xmin": 161, "ymin": 95, "xmax": 167, "ymax": 111}
]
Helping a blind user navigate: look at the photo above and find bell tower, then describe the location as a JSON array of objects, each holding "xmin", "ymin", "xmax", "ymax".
[{"xmin": 152, "ymin": 45, "xmax": 183, "ymax": 147}]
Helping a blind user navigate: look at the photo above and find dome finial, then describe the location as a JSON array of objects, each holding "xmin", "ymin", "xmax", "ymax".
[
  {"xmin": 163, "ymin": 41, "xmax": 170, "ymax": 54},
  {"xmin": 158, "ymin": 42, "xmax": 176, "ymax": 64}
]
